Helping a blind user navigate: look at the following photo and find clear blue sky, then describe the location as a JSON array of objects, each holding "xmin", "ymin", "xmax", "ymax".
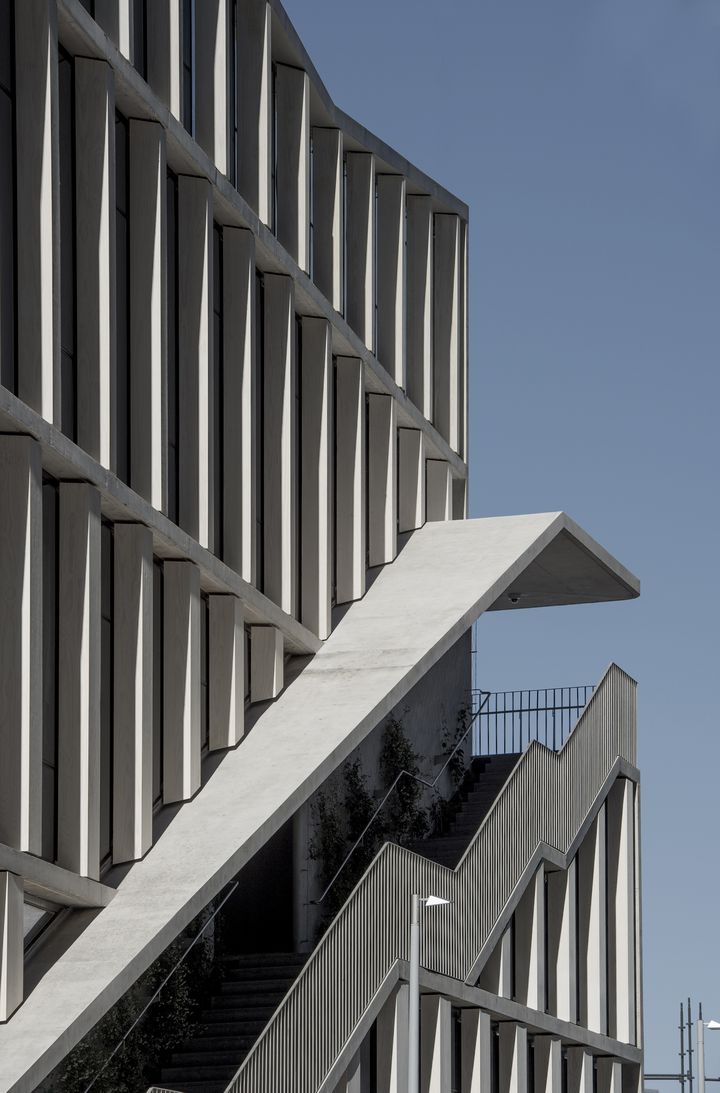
[{"xmin": 285, "ymin": 0, "xmax": 720, "ymax": 1072}]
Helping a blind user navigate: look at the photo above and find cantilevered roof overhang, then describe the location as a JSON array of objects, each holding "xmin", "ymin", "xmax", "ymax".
[{"xmin": 0, "ymin": 513, "xmax": 638, "ymax": 1093}]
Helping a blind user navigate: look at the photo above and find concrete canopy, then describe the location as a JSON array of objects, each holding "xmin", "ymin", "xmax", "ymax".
[{"xmin": 0, "ymin": 513, "xmax": 638, "ymax": 1093}]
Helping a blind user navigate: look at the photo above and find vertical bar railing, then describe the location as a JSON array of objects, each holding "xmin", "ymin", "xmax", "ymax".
[{"xmin": 472, "ymin": 685, "xmax": 595, "ymax": 756}]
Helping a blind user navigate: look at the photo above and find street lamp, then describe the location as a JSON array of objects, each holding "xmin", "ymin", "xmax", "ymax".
[
  {"xmin": 697, "ymin": 1017, "xmax": 720, "ymax": 1093},
  {"xmin": 408, "ymin": 894, "xmax": 452, "ymax": 1093}
]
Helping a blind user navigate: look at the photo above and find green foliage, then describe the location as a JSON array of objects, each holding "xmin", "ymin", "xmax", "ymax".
[
  {"xmin": 38, "ymin": 908, "xmax": 219, "ymax": 1093},
  {"xmin": 379, "ymin": 714, "xmax": 428, "ymax": 844}
]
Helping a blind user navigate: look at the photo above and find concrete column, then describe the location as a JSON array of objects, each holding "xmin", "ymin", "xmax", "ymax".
[
  {"xmin": 513, "ymin": 863, "xmax": 545, "ymax": 1010},
  {"xmin": 433, "ymin": 213, "xmax": 461, "ymax": 452},
  {"xmin": 94, "ymin": 0, "xmax": 133, "ymax": 60},
  {"xmin": 75, "ymin": 58, "xmax": 116, "ymax": 471},
  {"xmin": 14, "ymin": 0, "xmax": 59, "ymax": 425},
  {"xmin": 633, "ymin": 789, "xmax": 644, "ymax": 1051},
  {"xmin": 300, "ymin": 316, "xmax": 332, "ymax": 639},
  {"xmin": 376, "ymin": 175, "xmax": 406, "ymax": 387},
  {"xmin": 312, "ymin": 127, "xmax": 343, "ymax": 311},
  {"xmin": 130, "ymin": 119, "xmax": 166, "ymax": 510},
  {"xmin": 406, "ymin": 195, "xmax": 433, "ymax": 420},
  {"xmin": 607, "ymin": 779, "xmax": 636, "ymax": 1043},
  {"xmin": 57, "ymin": 482, "xmax": 102, "ymax": 879},
  {"xmin": 178, "ymin": 175, "xmax": 213, "ymax": 549},
  {"xmin": 335, "ymin": 357, "xmax": 366, "ymax": 603},
  {"xmin": 461, "ymin": 1009, "xmax": 492, "ymax": 1093},
  {"xmin": 195, "ymin": 0, "xmax": 227, "ymax": 175},
  {"xmin": 112, "ymin": 523, "xmax": 153, "ymax": 864},
  {"xmin": 237, "ymin": 0, "xmax": 272, "ymax": 225},
  {"xmin": 453, "ymin": 477, "xmax": 467, "ymax": 520},
  {"xmin": 578, "ymin": 805, "xmax": 607, "ymax": 1034},
  {"xmin": 250, "ymin": 626, "xmax": 283, "ymax": 702},
  {"xmin": 426, "ymin": 460, "xmax": 452, "ymax": 522},
  {"xmin": 276, "ymin": 64, "xmax": 310, "ymax": 273},
  {"xmin": 479, "ymin": 924, "xmax": 513, "ymax": 998},
  {"xmin": 597, "ymin": 1059, "xmax": 622, "ymax": 1093},
  {"xmin": 0, "ymin": 872, "xmax": 23, "ymax": 1022},
  {"xmin": 147, "ymin": 0, "xmax": 183, "ymax": 119},
  {"xmin": 163, "ymin": 560, "xmax": 201, "ymax": 803},
  {"xmin": 376, "ymin": 983, "xmax": 409, "ymax": 1093},
  {"xmin": 208, "ymin": 595, "xmax": 244, "ymax": 750},
  {"xmin": 420, "ymin": 994, "xmax": 452, "ymax": 1093},
  {"xmin": 345, "ymin": 152, "xmax": 375, "ymax": 349},
  {"xmin": 499, "ymin": 1023, "xmax": 528, "ymax": 1093},
  {"xmin": 367, "ymin": 393, "xmax": 397, "ymax": 567},
  {"xmin": 534, "ymin": 1037, "xmax": 562, "ymax": 1093},
  {"xmin": 263, "ymin": 274, "xmax": 295, "ymax": 614},
  {"xmin": 0, "ymin": 438, "xmax": 43, "ymax": 854},
  {"xmin": 398, "ymin": 429, "xmax": 425, "ymax": 533},
  {"xmin": 566, "ymin": 1049, "xmax": 593, "ymax": 1093},
  {"xmin": 546, "ymin": 859, "xmax": 577, "ymax": 1023},
  {"xmin": 223, "ymin": 227, "xmax": 256, "ymax": 583}
]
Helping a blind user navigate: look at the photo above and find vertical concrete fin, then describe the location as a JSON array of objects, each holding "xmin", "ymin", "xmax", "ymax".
[
  {"xmin": 367, "ymin": 393, "xmax": 397, "ymax": 567},
  {"xmin": 300, "ymin": 316, "xmax": 332, "ymax": 639},
  {"xmin": 163, "ymin": 559, "xmax": 201, "ymax": 803},
  {"xmin": 345, "ymin": 152, "xmax": 375, "ymax": 349},
  {"xmin": 312, "ymin": 127, "xmax": 343, "ymax": 311},
  {"xmin": 376, "ymin": 174, "xmax": 406, "ymax": 388},
  {"xmin": 335, "ymin": 356, "xmax": 365, "ymax": 603},
  {"xmin": 208, "ymin": 595, "xmax": 244, "ymax": 750},
  {"xmin": 407, "ymin": 195, "xmax": 433, "ymax": 420},
  {"xmin": 276, "ymin": 64, "xmax": 311, "ymax": 272},
  {"xmin": 0, "ymin": 873, "xmax": 23, "ymax": 1023}
]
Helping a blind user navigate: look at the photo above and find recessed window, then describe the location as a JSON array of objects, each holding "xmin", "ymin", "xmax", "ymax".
[{"xmin": 23, "ymin": 898, "xmax": 57, "ymax": 951}]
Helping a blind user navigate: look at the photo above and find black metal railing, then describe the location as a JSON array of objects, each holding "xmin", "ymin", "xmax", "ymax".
[{"xmin": 471, "ymin": 685, "xmax": 595, "ymax": 756}]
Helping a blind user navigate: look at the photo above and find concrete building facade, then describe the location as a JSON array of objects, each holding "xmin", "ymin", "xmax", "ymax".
[{"xmin": 0, "ymin": 3, "xmax": 642, "ymax": 1092}]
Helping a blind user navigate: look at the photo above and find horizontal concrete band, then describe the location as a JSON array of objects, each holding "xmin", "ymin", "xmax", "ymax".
[{"xmin": 0, "ymin": 512, "xmax": 638, "ymax": 1092}]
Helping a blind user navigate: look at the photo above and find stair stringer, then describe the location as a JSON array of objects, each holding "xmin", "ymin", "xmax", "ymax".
[{"xmin": 225, "ymin": 663, "xmax": 637, "ymax": 1093}]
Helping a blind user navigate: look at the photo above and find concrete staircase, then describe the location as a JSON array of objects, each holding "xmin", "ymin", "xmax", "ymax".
[
  {"xmin": 155, "ymin": 952, "xmax": 306, "ymax": 1093},
  {"xmin": 407, "ymin": 754, "xmax": 521, "ymax": 867}
]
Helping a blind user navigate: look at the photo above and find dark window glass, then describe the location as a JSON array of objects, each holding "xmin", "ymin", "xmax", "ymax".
[
  {"xmin": 255, "ymin": 272, "xmax": 264, "ymax": 591},
  {"xmin": 451, "ymin": 1008, "xmax": 462, "ymax": 1093},
  {"xmin": 0, "ymin": 0, "xmax": 16, "ymax": 393},
  {"xmin": 213, "ymin": 223, "xmax": 223, "ymax": 558},
  {"xmin": 244, "ymin": 625, "xmax": 251, "ymax": 706},
  {"xmin": 491, "ymin": 1024, "xmax": 500, "ymax": 1093},
  {"xmin": 41, "ymin": 478, "xmax": 59, "ymax": 862},
  {"xmin": 133, "ymin": 0, "xmax": 147, "ymax": 80},
  {"xmin": 528, "ymin": 1036, "xmax": 536, "ymax": 1093},
  {"xmin": 100, "ymin": 522, "xmax": 114, "ymax": 869},
  {"xmin": 153, "ymin": 560, "xmax": 163, "ymax": 806},
  {"xmin": 182, "ymin": 0, "xmax": 194, "ymax": 134},
  {"xmin": 115, "ymin": 112, "xmax": 130, "ymax": 484},
  {"xmin": 201, "ymin": 593, "xmax": 209, "ymax": 754},
  {"xmin": 166, "ymin": 171, "xmax": 179, "ymax": 522},
  {"xmin": 59, "ymin": 50, "xmax": 77, "ymax": 440}
]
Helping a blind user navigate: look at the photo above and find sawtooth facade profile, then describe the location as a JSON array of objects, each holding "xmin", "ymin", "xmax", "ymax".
[{"xmin": 0, "ymin": 2, "xmax": 643, "ymax": 1092}]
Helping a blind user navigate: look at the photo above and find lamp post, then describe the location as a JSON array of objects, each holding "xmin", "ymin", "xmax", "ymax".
[
  {"xmin": 408, "ymin": 894, "xmax": 452, "ymax": 1093},
  {"xmin": 697, "ymin": 1018, "xmax": 720, "ymax": 1093}
]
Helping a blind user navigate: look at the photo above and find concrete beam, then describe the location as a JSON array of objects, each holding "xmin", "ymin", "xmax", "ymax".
[
  {"xmin": 146, "ymin": 0, "xmax": 183, "ymax": 119},
  {"xmin": 250, "ymin": 626, "xmax": 283, "ymax": 703},
  {"xmin": 275, "ymin": 64, "xmax": 310, "ymax": 273},
  {"xmin": 163, "ymin": 560, "xmax": 201, "ymax": 803},
  {"xmin": 57, "ymin": 482, "xmax": 102, "ymax": 880},
  {"xmin": 376, "ymin": 175, "xmax": 406, "ymax": 388},
  {"xmin": 263, "ymin": 274, "xmax": 296, "ymax": 615},
  {"xmin": 194, "ymin": 0, "xmax": 228, "ymax": 175},
  {"xmin": 75, "ymin": 58, "xmax": 116, "ymax": 471},
  {"xmin": 178, "ymin": 175, "xmax": 213, "ymax": 549},
  {"xmin": 335, "ymin": 357, "xmax": 365, "ymax": 603},
  {"xmin": 0, "ymin": 873, "xmax": 23, "ymax": 1023},
  {"xmin": 547, "ymin": 858, "xmax": 577, "ymax": 1023},
  {"xmin": 426, "ymin": 460, "xmax": 452, "ymax": 522},
  {"xmin": 0, "ymin": 438, "xmax": 43, "ymax": 855},
  {"xmin": 311, "ymin": 127, "xmax": 343, "ymax": 312},
  {"xmin": 420, "ymin": 994, "xmax": 452, "ymax": 1093},
  {"xmin": 300, "ymin": 317, "xmax": 332, "ymax": 639},
  {"xmin": 406, "ymin": 195, "xmax": 433, "ymax": 421},
  {"xmin": 367, "ymin": 394, "xmax": 397, "ymax": 567},
  {"xmin": 345, "ymin": 152, "xmax": 375, "ymax": 349},
  {"xmin": 499, "ymin": 1023, "xmax": 528, "ymax": 1093},
  {"xmin": 607, "ymin": 779, "xmax": 636, "ymax": 1044},
  {"xmin": 534, "ymin": 1038, "xmax": 562, "ymax": 1093},
  {"xmin": 461, "ymin": 1009, "xmax": 492, "ymax": 1093},
  {"xmin": 222, "ymin": 227, "xmax": 256, "ymax": 583},
  {"xmin": 398, "ymin": 429, "xmax": 425, "ymax": 533},
  {"xmin": 14, "ymin": 0, "xmax": 59, "ymax": 425},
  {"xmin": 433, "ymin": 213, "xmax": 461, "ymax": 453},
  {"xmin": 513, "ymin": 863, "xmax": 545, "ymax": 1011},
  {"xmin": 376, "ymin": 983, "xmax": 409, "ymax": 1093},
  {"xmin": 208, "ymin": 595, "xmax": 244, "ymax": 750},
  {"xmin": 236, "ymin": 0, "xmax": 272, "ymax": 224},
  {"xmin": 129, "ymin": 119, "xmax": 166, "ymax": 511},
  {"xmin": 113, "ymin": 524, "xmax": 154, "ymax": 864}
]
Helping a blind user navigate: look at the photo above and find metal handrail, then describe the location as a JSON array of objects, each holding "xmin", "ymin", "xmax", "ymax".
[{"xmin": 315, "ymin": 691, "xmax": 491, "ymax": 905}]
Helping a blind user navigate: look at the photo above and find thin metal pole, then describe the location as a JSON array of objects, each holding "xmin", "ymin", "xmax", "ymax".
[
  {"xmin": 682, "ymin": 1002, "xmax": 687, "ymax": 1093},
  {"xmin": 699, "ymin": 1017, "xmax": 706, "ymax": 1093},
  {"xmin": 408, "ymin": 894, "xmax": 421, "ymax": 1093},
  {"xmin": 689, "ymin": 999, "xmax": 695, "ymax": 1093}
]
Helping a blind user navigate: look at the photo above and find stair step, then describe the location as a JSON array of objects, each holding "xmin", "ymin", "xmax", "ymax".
[
  {"xmin": 161, "ymin": 1064, "xmax": 239, "ymax": 1081},
  {"xmin": 211, "ymin": 992, "xmax": 284, "ymax": 1009},
  {"xmin": 219, "ymin": 977, "xmax": 294, "ymax": 995},
  {"xmin": 170, "ymin": 1049, "xmax": 252, "ymax": 1065},
  {"xmin": 156, "ymin": 1084, "xmax": 228, "ymax": 1093},
  {"xmin": 188, "ymin": 1024, "xmax": 265, "ymax": 1044},
  {"xmin": 220, "ymin": 951, "xmax": 304, "ymax": 967},
  {"xmin": 223, "ymin": 964, "xmax": 304, "ymax": 981}
]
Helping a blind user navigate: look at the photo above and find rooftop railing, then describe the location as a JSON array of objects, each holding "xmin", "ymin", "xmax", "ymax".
[{"xmin": 472, "ymin": 684, "xmax": 595, "ymax": 756}]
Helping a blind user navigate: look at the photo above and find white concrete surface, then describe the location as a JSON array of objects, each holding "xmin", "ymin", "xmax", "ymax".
[
  {"xmin": 367, "ymin": 394, "xmax": 397, "ymax": 567},
  {"xmin": 547, "ymin": 858, "xmax": 578, "ymax": 1023},
  {"xmin": 406, "ymin": 195, "xmax": 433, "ymax": 421},
  {"xmin": 300, "ymin": 316, "xmax": 332, "ymax": 639},
  {"xmin": 534, "ymin": 1037, "xmax": 562, "ymax": 1093},
  {"xmin": 345, "ymin": 152, "xmax": 375, "ymax": 349},
  {"xmin": 566, "ymin": 1049, "xmax": 594, "ymax": 1093},
  {"xmin": 461, "ymin": 1009, "xmax": 492, "ymax": 1093},
  {"xmin": 513, "ymin": 863, "xmax": 545, "ymax": 1011},
  {"xmin": 433, "ymin": 213, "xmax": 461, "ymax": 453},
  {"xmin": 426, "ymin": 460, "xmax": 452, "ymax": 522},
  {"xmin": 208, "ymin": 595, "xmax": 244, "ymax": 751},
  {"xmin": 607, "ymin": 778, "xmax": 636, "ymax": 1044},
  {"xmin": 376, "ymin": 174, "xmax": 406, "ymax": 388},
  {"xmin": 499, "ymin": 1023, "xmax": 528, "ymax": 1093},
  {"xmin": 236, "ymin": 0, "xmax": 272, "ymax": 224},
  {"xmin": 0, "ymin": 513, "xmax": 638, "ymax": 1091},
  {"xmin": 311, "ymin": 127, "xmax": 343, "ymax": 311},
  {"xmin": 579, "ymin": 805, "xmax": 607, "ymax": 1034},
  {"xmin": 479, "ymin": 923, "xmax": 513, "ymax": 998},
  {"xmin": 250, "ymin": 626, "xmax": 284, "ymax": 702},
  {"xmin": 275, "ymin": 64, "xmax": 310, "ymax": 273},
  {"xmin": 376, "ymin": 983, "xmax": 409, "ymax": 1093},
  {"xmin": 194, "ymin": 0, "xmax": 227, "ymax": 175},
  {"xmin": 162, "ymin": 559, "xmax": 201, "ymax": 804},
  {"xmin": 420, "ymin": 994, "xmax": 452, "ymax": 1093},
  {"xmin": 335, "ymin": 356, "xmax": 366, "ymax": 603},
  {"xmin": 146, "ymin": 0, "xmax": 182, "ymax": 120},
  {"xmin": 0, "ymin": 873, "xmax": 23, "ymax": 1023},
  {"xmin": 398, "ymin": 429, "xmax": 425, "ymax": 534}
]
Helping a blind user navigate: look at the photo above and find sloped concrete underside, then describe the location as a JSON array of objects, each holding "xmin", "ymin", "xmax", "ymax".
[{"xmin": 0, "ymin": 513, "xmax": 638, "ymax": 1093}]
